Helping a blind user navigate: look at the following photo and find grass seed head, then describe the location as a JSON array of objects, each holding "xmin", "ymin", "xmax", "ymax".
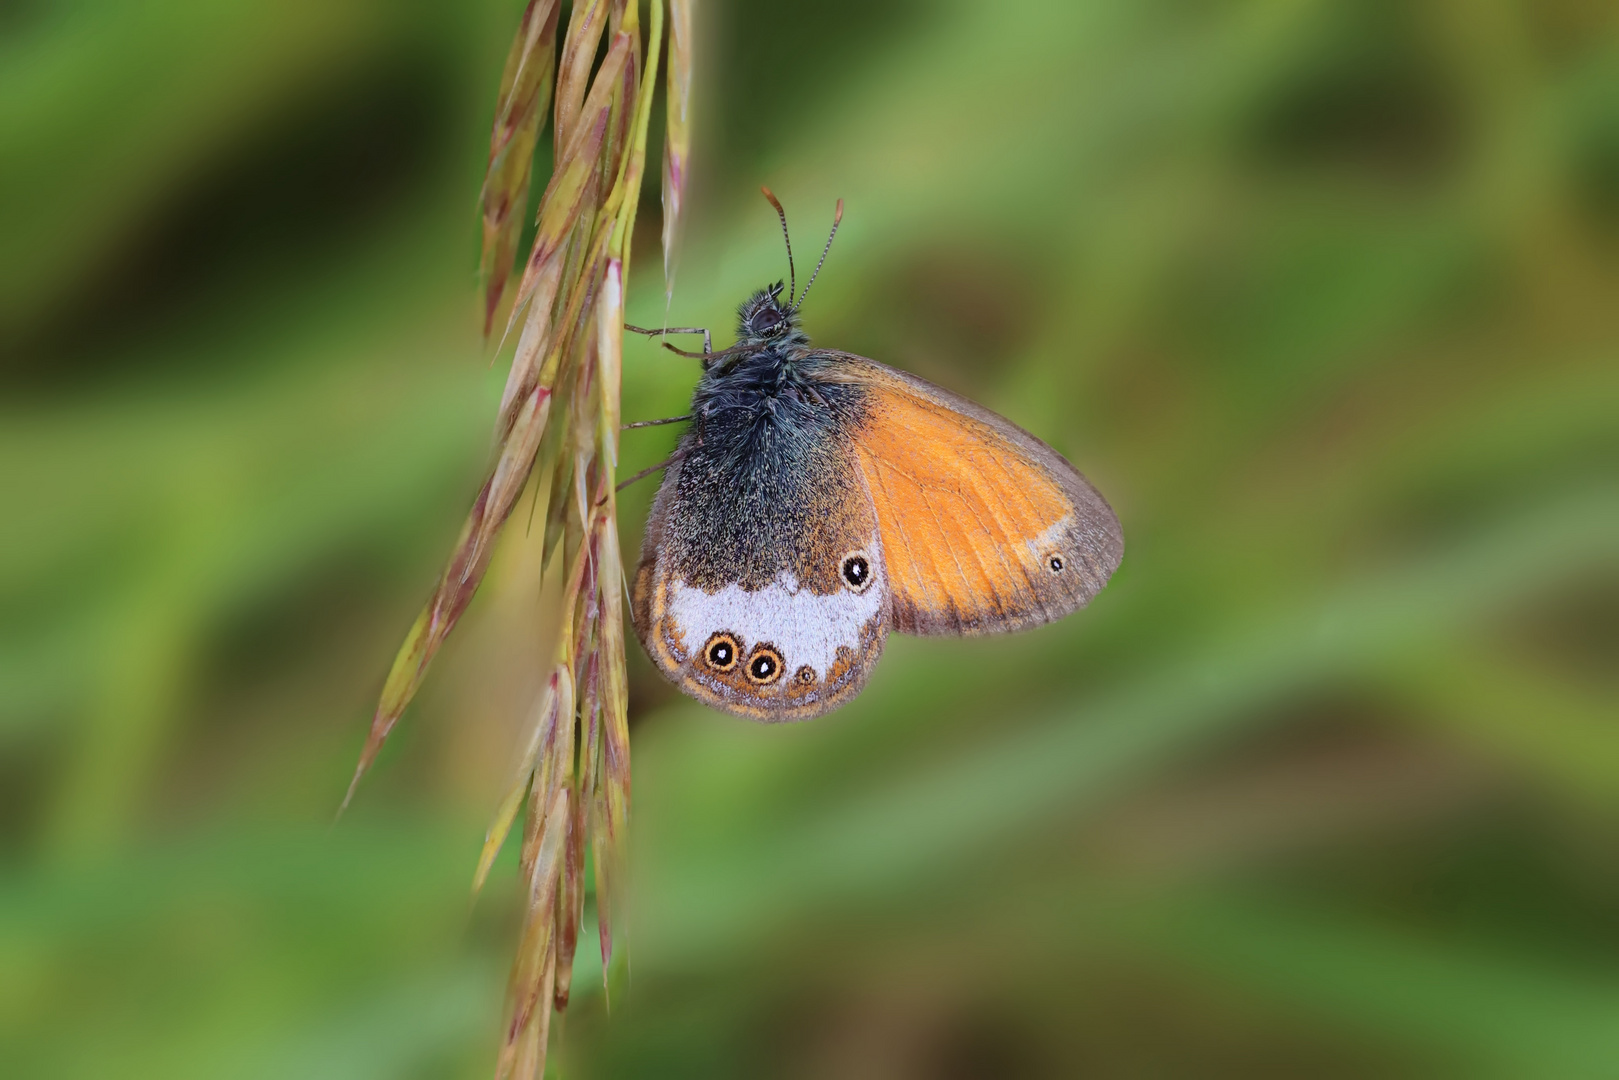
[{"xmin": 350, "ymin": 2, "xmax": 677, "ymax": 1075}]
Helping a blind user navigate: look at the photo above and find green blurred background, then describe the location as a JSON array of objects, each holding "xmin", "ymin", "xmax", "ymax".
[{"xmin": 4, "ymin": 0, "xmax": 1618, "ymax": 1076}]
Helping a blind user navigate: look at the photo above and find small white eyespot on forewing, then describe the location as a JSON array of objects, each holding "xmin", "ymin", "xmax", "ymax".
[
  {"xmin": 1025, "ymin": 515, "xmax": 1075, "ymax": 566},
  {"xmin": 668, "ymin": 539, "xmax": 885, "ymax": 680}
]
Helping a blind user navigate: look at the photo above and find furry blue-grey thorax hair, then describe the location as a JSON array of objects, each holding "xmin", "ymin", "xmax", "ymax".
[
  {"xmin": 692, "ymin": 279, "xmax": 839, "ymax": 419},
  {"xmin": 684, "ymin": 279, "xmax": 864, "ymax": 497},
  {"xmin": 686, "ymin": 278, "xmax": 826, "ymax": 418}
]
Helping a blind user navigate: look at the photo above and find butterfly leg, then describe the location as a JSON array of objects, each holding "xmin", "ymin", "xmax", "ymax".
[
  {"xmin": 622, "ymin": 415, "xmax": 692, "ymax": 430},
  {"xmin": 614, "ymin": 449, "xmax": 688, "ymax": 494},
  {"xmin": 625, "ymin": 323, "xmax": 712, "ymax": 356}
]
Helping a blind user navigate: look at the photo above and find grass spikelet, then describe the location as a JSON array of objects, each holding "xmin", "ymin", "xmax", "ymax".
[
  {"xmin": 348, "ymin": 1, "xmax": 677, "ymax": 1074},
  {"xmin": 662, "ymin": 0, "xmax": 693, "ymax": 304},
  {"xmin": 479, "ymin": 0, "xmax": 561, "ymax": 336}
]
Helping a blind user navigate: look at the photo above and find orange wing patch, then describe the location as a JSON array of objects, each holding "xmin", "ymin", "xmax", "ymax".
[{"xmin": 839, "ymin": 361, "xmax": 1122, "ymax": 636}]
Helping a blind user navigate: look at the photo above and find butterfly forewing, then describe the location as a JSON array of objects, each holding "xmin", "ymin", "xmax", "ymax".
[{"xmin": 823, "ymin": 354, "xmax": 1123, "ymax": 636}]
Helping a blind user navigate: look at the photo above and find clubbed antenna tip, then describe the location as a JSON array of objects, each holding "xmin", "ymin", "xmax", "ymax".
[{"xmin": 760, "ymin": 185, "xmax": 796, "ymax": 302}]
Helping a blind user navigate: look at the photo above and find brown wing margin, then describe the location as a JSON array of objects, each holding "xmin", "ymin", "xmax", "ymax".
[{"xmin": 825, "ymin": 354, "xmax": 1123, "ymax": 636}]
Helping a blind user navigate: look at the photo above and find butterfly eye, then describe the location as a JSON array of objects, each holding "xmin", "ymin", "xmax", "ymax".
[
  {"xmin": 840, "ymin": 552, "xmax": 873, "ymax": 593},
  {"xmin": 1047, "ymin": 554, "xmax": 1065, "ymax": 573},
  {"xmin": 745, "ymin": 646, "xmax": 784, "ymax": 685},
  {"xmin": 704, "ymin": 632, "xmax": 741, "ymax": 672}
]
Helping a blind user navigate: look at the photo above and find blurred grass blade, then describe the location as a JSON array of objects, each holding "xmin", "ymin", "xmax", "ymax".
[{"xmin": 632, "ymin": 487, "xmax": 1619, "ymax": 964}]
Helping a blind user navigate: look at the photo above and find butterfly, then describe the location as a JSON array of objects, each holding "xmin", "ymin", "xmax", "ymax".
[{"xmin": 627, "ymin": 190, "xmax": 1123, "ymax": 720}]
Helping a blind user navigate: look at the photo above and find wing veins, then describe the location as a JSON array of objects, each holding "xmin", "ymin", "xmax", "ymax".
[
  {"xmin": 918, "ymin": 485, "xmax": 974, "ymax": 628},
  {"xmin": 871, "ymin": 453, "xmax": 931, "ymax": 623},
  {"xmin": 950, "ymin": 484, "xmax": 1019, "ymax": 615}
]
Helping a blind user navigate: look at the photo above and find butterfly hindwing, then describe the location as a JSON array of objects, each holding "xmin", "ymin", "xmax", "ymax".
[
  {"xmin": 632, "ymin": 415, "xmax": 890, "ymax": 721},
  {"xmin": 822, "ymin": 354, "xmax": 1124, "ymax": 636}
]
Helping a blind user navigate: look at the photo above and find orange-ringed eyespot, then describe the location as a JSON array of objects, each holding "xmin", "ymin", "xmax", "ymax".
[
  {"xmin": 746, "ymin": 646, "xmax": 784, "ymax": 685},
  {"xmin": 704, "ymin": 632, "xmax": 740, "ymax": 672}
]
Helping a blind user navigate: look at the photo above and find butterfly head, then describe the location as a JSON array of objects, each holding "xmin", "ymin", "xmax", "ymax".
[
  {"xmin": 736, "ymin": 282, "xmax": 807, "ymax": 348},
  {"xmin": 737, "ymin": 188, "xmax": 843, "ymax": 351}
]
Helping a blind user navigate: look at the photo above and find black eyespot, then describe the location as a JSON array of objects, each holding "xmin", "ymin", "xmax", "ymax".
[
  {"xmin": 795, "ymin": 665, "xmax": 816, "ymax": 685},
  {"xmin": 841, "ymin": 553, "xmax": 872, "ymax": 592},
  {"xmin": 746, "ymin": 646, "xmax": 784, "ymax": 685},
  {"xmin": 1048, "ymin": 554, "xmax": 1065, "ymax": 573},
  {"xmin": 704, "ymin": 632, "xmax": 740, "ymax": 672}
]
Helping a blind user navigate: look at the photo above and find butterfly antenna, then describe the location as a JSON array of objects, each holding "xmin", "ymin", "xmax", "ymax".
[
  {"xmin": 760, "ymin": 186, "xmax": 795, "ymax": 304},
  {"xmin": 792, "ymin": 198, "xmax": 843, "ymax": 312}
]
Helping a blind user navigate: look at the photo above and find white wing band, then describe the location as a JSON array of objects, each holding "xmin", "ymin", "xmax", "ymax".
[{"xmin": 667, "ymin": 535, "xmax": 886, "ymax": 679}]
